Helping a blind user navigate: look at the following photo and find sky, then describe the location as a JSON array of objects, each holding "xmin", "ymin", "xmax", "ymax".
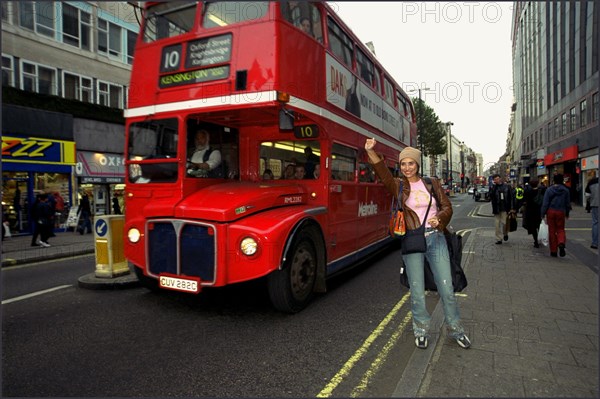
[{"xmin": 329, "ymin": 1, "xmax": 515, "ymax": 169}]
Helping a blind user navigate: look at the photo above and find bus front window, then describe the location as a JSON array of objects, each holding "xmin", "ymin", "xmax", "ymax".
[
  {"xmin": 128, "ymin": 119, "xmax": 179, "ymax": 183},
  {"xmin": 202, "ymin": 2, "xmax": 268, "ymax": 28},
  {"xmin": 143, "ymin": 1, "xmax": 197, "ymax": 43}
]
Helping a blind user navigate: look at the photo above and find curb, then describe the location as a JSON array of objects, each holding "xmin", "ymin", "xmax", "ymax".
[
  {"xmin": 77, "ymin": 271, "xmax": 141, "ymax": 290},
  {"xmin": 1, "ymin": 249, "xmax": 95, "ymax": 267}
]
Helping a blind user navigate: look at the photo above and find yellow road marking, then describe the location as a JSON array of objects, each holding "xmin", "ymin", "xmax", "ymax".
[
  {"xmin": 350, "ymin": 311, "xmax": 413, "ymax": 397},
  {"xmin": 316, "ymin": 292, "xmax": 410, "ymax": 398}
]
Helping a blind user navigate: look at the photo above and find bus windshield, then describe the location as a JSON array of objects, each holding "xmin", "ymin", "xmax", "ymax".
[
  {"xmin": 128, "ymin": 119, "xmax": 179, "ymax": 184},
  {"xmin": 143, "ymin": 1, "xmax": 197, "ymax": 43},
  {"xmin": 202, "ymin": 1, "xmax": 268, "ymax": 28}
]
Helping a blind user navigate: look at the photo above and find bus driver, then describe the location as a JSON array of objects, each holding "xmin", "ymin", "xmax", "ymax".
[{"xmin": 188, "ymin": 129, "xmax": 222, "ymax": 177}]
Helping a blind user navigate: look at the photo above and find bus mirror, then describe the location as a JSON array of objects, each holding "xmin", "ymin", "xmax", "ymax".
[{"xmin": 279, "ymin": 108, "xmax": 294, "ymax": 131}]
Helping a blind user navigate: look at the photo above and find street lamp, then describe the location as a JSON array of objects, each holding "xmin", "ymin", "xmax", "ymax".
[
  {"xmin": 446, "ymin": 122, "xmax": 454, "ymax": 185},
  {"xmin": 409, "ymin": 87, "xmax": 430, "ymax": 172}
]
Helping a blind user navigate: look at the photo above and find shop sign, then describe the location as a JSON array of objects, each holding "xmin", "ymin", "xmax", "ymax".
[
  {"xmin": 1, "ymin": 135, "xmax": 76, "ymax": 164},
  {"xmin": 581, "ymin": 155, "xmax": 598, "ymax": 171},
  {"xmin": 76, "ymin": 151, "xmax": 125, "ymax": 183},
  {"xmin": 536, "ymin": 159, "xmax": 545, "ymax": 169},
  {"xmin": 543, "ymin": 145, "xmax": 578, "ymax": 166}
]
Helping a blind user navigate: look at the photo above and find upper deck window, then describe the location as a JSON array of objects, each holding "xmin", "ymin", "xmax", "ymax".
[
  {"xmin": 327, "ymin": 17, "xmax": 352, "ymax": 68},
  {"xmin": 202, "ymin": 2, "xmax": 268, "ymax": 29},
  {"xmin": 282, "ymin": 2, "xmax": 323, "ymax": 41},
  {"xmin": 143, "ymin": 1, "xmax": 197, "ymax": 43}
]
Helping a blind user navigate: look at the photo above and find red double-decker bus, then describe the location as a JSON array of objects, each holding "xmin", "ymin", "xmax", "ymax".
[{"xmin": 124, "ymin": 1, "xmax": 416, "ymax": 312}]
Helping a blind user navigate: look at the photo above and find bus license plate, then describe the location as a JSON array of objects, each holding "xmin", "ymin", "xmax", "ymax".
[{"xmin": 159, "ymin": 274, "xmax": 201, "ymax": 294}]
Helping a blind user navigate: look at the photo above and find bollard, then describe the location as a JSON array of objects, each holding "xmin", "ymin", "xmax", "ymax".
[{"xmin": 94, "ymin": 215, "xmax": 129, "ymax": 278}]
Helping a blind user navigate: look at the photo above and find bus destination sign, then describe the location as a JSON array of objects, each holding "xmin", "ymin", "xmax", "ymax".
[{"xmin": 159, "ymin": 34, "xmax": 232, "ymax": 89}]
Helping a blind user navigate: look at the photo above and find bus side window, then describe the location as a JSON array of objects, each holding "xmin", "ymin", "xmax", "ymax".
[
  {"xmin": 358, "ymin": 162, "xmax": 375, "ymax": 183},
  {"xmin": 331, "ymin": 143, "xmax": 356, "ymax": 181}
]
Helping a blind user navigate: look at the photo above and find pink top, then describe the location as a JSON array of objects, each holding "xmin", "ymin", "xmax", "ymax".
[{"xmin": 406, "ymin": 179, "xmax": 439, "ymax": 227}]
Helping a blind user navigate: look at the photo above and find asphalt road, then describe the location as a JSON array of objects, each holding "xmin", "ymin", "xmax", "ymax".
[{"xmin": 2, "ymin": 194, "xmax": 594, "ymax": 397}]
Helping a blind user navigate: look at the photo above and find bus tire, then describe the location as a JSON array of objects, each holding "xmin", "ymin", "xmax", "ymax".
[
  {"xmin": 133, "ymin": 264, "xmax": 160, "ymax": 292},
  {"xmin": 268, "ymin": 229, "xmax": 318, "ymax": 313}
]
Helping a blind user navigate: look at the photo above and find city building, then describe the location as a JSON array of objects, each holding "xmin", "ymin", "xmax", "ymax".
[
  {"xmin": 2, "ymin": 1, "xmax": 139, "ymax": 235},
  {"xmin": 510, "ymin": 1, "xmax": 599, "ymax": 203}
]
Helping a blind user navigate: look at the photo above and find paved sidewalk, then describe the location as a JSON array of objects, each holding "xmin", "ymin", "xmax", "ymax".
[
  {"xmin": 394, "ymin": 202, "xmax": 599, "ymax": 397},
  {"xmin": 1, "ymin": 229, "xmax": 95, "ymax": 267}
]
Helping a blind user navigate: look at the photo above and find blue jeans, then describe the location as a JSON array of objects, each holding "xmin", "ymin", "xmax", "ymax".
[
  {"xmin": 402, "ymin": 231, "xmax": 464, "ymax": 339},
  {"xmin": 592, "ymin": 207, "xmax": 598, "ymax": 247}
]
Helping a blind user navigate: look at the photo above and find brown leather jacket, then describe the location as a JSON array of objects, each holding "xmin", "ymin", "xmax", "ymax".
[{"xmin": 372, "ymin": 160, "xmax": 453, "ymax": 231}]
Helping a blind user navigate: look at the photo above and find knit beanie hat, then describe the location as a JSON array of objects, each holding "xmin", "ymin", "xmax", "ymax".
[{"xmin": 399, "ymin": 146, "xmax": 421, "ymax": 167}]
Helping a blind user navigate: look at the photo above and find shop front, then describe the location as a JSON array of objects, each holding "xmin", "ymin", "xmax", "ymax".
[
  {"xmin": 2, "ymin": 135, "xmax": 76, "ymax": 235},
  {"xmin": 75, "ymin": 151, "xmax": 126, "ymax": 216}
]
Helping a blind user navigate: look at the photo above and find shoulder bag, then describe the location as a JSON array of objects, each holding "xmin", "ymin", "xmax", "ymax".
[
  {"xmin": 400, "ymin": 231, "xmax": 467, "ymax": 292},
  {"xmin": 399, "ymin": 188, "xmax": 432, "ymax": 255},
  {"xmin": 389, "ymin": 181, "xmax": 406, "ymax": 237}
]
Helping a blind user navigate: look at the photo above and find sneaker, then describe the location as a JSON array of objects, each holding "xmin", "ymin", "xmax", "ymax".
[
  {"xmin": 550, "ymin": 252, "xmax": 558, "ymax": 257},
  {"xmin": 503, "ymin": 234, "xmax": 508, "ymax": 241},
  {"xmin": 495, "ymin": 240, "xmax": 502, "ymax": 245},
  {"xmin": 415, "ymin": 336, "xmax": 428, "ymax": 349},
  {"xmin": 40, "ymin": 241, "xmax": 51, "ymax": 247},
  {"xmin": 456, "ymin": 334, "xmax": 471, "ymax": 349},
  {"xmin": 36, "ymin": 239, "xmax": 43, "ymax": 245},
  {"xmin": 592, "ymin": 245, "xmax": 598, "ymax": 250},
  {"xmin": 558, "ymin": 244, "xmax": 566, "ymax": 257}
]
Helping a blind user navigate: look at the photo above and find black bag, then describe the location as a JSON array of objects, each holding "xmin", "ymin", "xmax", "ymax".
[
  {"xmin": 507, "ymin": 212, "xmax": 517, "ymax": 232},
  {"xmin": 399, "ymin": 232, "xmax": 467, "ymax": 292},
  {"xmin": 399, "ymin": 188, "xmax": 432, "ymax": 255}
]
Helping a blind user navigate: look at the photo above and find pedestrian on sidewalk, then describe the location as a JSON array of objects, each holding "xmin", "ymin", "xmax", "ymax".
[
  {"xmin": 30, "ymin": 194, "xmax": 41, "ymax": 247},
  {"xmin": 490, "ymin": 174, "xmax": 515, "ymax": 244},
  {"xmin": 77, "ymin": 194, "xmax": 92, "ymax": 234},
  {"xmin": 522, "ymin": 179, "xmax": 544, "ymax": 247},
  {"xmin": 34, "ymin": 194, "xmax": 53, "ymax": 247},
  {"xmin": 365, "ymin": 139, "xmax": 471, "ymax": 350},
  {"xmin": 541, "ymin": 174, "xmax": 571, "ymax": 257},
  {"xmin": 585, "ymin": 173, "xmax": 598, "ymax": 250}
]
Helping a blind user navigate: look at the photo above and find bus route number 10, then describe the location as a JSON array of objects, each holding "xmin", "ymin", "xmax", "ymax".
[{"xmin": 293, "ymin": 124, "xmax": 319, "ymax": 139}]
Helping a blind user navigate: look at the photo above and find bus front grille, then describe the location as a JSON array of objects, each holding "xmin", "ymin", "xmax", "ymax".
[{"xmin": 147, "ymin": 221, "xmax": 216, "ymax": 283}]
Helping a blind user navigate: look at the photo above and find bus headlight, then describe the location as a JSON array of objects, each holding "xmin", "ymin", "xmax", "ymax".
[
  {"xmin": 240, "ymin": 237, "xmax": 258, "ymax": 256},
  {"xmin": 128, "ymin": 228, "xmax": 141, "ymax": 243}
]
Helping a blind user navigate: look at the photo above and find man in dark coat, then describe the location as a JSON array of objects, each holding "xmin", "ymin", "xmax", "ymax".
[{"xmin": 490, "ymin": 174, "xmax": 515, "ymax": 244}]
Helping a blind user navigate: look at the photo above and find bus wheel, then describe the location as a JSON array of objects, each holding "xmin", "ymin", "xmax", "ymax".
[
  {"xmin": 133, "ymin": 264, "xmax": 160, "ymax": 292},
  {"xmin": 268, "ymin": 232, "xmax": 317, "ymax": 313}
]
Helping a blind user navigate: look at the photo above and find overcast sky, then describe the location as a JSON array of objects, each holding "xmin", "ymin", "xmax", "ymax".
[{"xmin": 330, "ymin": 1, "xmax": 515, "ymax": 169}]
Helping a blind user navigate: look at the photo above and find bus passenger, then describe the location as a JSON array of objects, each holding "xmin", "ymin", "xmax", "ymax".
[
  {"xmin": 299, "ymin": 17, "xmax": 313, "ymax": 37},
  {"xmin": 188, "ymin": 129, "xmax": 222, "ymax": 177},
  {"xmin": 303, "ymin": 146, "xmax": 319, "ymax": 178},
  {"xmin": 313, "ymin": 164, "xmax": 321, "ymax": 179},
  {"xmin": 294, "ymin": 164, "xmax": 306, "ymax": 179},
  {"xmin": 262, "ymin": 169, "xmax": 275, "ymax": 180},
  {"xmin": 282, "ymin": 164, "xmax": 295, "ymax": 179},
  {"xmin": 365, "ymin": 138, "xmax": 471, "ymax": 351}
]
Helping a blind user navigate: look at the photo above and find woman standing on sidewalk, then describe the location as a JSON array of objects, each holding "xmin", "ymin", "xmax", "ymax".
[
  {"xmin": 364, "ymin": 139, "xmax": 471, "ymax": 350},
  {"xmin": 541, "ymin": 174, "xmax": 571, "ymax": 257}
]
